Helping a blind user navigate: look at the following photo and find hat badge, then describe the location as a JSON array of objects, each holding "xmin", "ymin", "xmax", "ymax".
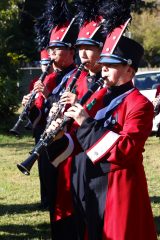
[{"xmin": 127, "ymin": 59, "xmax": 132, "ymax": 65}]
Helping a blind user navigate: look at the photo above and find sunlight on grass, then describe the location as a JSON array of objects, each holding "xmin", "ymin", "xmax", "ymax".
[
  {"xmin": 143, "ymin": 136, "xmax": 160, "ymax": 239},
  {"xmin": 0, "ymin": 134, "xmax": 51, "ymax": 239}
]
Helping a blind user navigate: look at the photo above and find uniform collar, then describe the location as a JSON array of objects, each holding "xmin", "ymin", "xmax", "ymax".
[
  {"xmin": 87, "ymin": 71, "xmax": 102, "ymax": 83},
  {"xmin": 104, "ymin": 81, "xmax": 134, "ymax": 105},
  {"xmin": 108, "ymin": 80, "xmax": 134, "ymax": 94}
]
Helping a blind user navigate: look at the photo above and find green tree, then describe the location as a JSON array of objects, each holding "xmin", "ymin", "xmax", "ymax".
[
  {"xmin": 130, "ymin": 10, "xmax": 160, "ymax": 67},
  {"xmin": 0, "ymin": 0, "xmax": 27, "ymax": 117},
  {"xmin": 18, "ymin": 0, "xmax": 46, "ymax": 60},
  {"xmin": 132, "ymin": 0, "xmax": 157, "ymax": 13}
]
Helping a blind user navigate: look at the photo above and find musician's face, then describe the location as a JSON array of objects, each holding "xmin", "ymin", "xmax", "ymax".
[
  {"xmin": 101, "ymin": 63, "xmax": 134, "ymax": 87},
  {"xmin": 78, "ymin": 45, "xmax": 102, "ymax": 71},
  {"xmin": 48, "ymin": 46, "xmax": 74, "ymax": 68},
  {"xmin": 41, "ymin": 64, "xmax": 53, "ymax": 73},
  {"xmin": 41, "ymin": 64, "xmax": 48, "ymax": 73}
]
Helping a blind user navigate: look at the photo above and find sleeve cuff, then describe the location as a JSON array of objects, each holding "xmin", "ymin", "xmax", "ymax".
[
  {"xmin": 86, "ymin": 131, "xmax": 121, "ymax": 163},
  {"xmin": 51, "ymin": 133, "xmax": 74, "ymax": 167}
]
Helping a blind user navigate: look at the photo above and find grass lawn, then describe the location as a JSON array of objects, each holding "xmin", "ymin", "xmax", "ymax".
[
  {"xmin": 0, "ymin": 122, "xmax": 160, "ymax": 239},
  {"xmin": 0, "ymin": 127, "xmax": 51, "ymax": 239}
]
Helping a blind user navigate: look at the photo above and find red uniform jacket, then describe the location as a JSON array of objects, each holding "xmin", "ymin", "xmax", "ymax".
[
  {"xmin": 27, "ymin": 72, "xmax": 59, "ymax": 129},
  {"xmin": 34, "ymin": 72, "xmax": 58, "ymax": 110},
  {"xmin": 74, "ymin": 87, "xmax": 157, "ymax": 240},
  {"xmin": 29, "ymin": 76, "xmax": 39, "ymax": 92},
  {"xmin": 28, "ymin": 72, "xmax": 58, "ymax": 109}
]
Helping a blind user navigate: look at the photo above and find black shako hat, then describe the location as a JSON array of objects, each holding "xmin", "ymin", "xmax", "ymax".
[
  {"xmin": 99, "ymin": 36, "xmax": 144, "ymax": 71},
  {"xmin": 49, "ymin": 18, "xmax": 78, "ymax": 48},
  {"xmin": 73, "ymin": 0, "xmax": 105, "ymax": 47},
  {"xmin": 34, "ymin": 0, "xmax": 78, "ymax": 49},
  {"xmin": 75, "ymin": 17, "xmax": 105, "ymax": 48}
]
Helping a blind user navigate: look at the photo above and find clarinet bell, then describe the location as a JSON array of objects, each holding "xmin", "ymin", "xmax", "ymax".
[
  {"xmin": 17, "ymin": 152, "xmax": 39, "ymax": 176},
  {"xmin": 17, "ymin": 163, "xmax": 30, "ymax": 176},
  {"xmin": 9, "ymin": 118, "xmax": 23, "ymax": 136},
  {"xmin": 9, "ymin": 127, "xmax": 20, "ymax": 136}
]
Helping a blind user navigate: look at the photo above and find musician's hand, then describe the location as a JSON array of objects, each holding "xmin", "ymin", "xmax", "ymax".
[
  {"xmin": 48, "ymin": 103, "xmax": 60, "ymax": 118},
  {"xmin": 33, "ymin": 80, "xmax": 50, "ymax": 98},
  {"xmin": 152, "ymin": 96, "xmax": 159, "ymax": 108},
  {"xmin": 46, "ymin": 118, "xmax": 64, "ymax": 141},
  {"xmin": 59, "ymin": 92, "xmax": 77, "ymax": 105},
  {"xmin": 22, "ymin": 93, "xmax": 33, "ymax": 107},
  {"xmin": 64, "ymin": 103, "xmax": 89, "ymax": 126}
]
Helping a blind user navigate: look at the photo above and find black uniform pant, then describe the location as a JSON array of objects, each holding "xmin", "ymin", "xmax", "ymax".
[
  {"xmin": 51, "ymin": 215, "xmax": 78, "ymax": 240},
  {"xmin": 156, "ymin": 122, "xmax": 160, "ymax": 137},
  {"xmin": 46, "ymin": 139, "xmax": 79, "ymax": 240},
  {"xmin": 71, "ymin": 152, "xmax": 109, "ymax": 240},
  {"xmin": 34, "ymin": 125, "xmax": 58, "ymax": 208}
]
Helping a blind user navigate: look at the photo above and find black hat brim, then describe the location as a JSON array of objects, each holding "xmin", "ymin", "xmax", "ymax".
[
  {"xmin": 40, "ymin": 60, "xmax": 51, "ymax": 65},
  {"xmin": 98, "ymin": 55, "xmax": 127, "ymax": 65},
  {"xmin": 48, "ymin": 41, "xmax": 72, "ymax": 48},
  {"xmin": 75, "ymin": 38, "xmax": 102, "ymax": 47}
]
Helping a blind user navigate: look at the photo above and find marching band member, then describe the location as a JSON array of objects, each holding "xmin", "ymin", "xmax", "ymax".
[
  {"xmin": 41, "ymin": 17, "xmax": 78, "ymax": 239},
  {"xmin": 62, "ymin": 33, "xmax": 157, "ymax": 240},
  {"xmin": 22, "ymin": 48, "xmax": 56, "ymax": 209},
  {"xmin": 22, "ymin": 0, "xmax": 77, "ymax": 220},
  {"xmin": 23, "ymin": 49, "xmax": 54, "ymax": 132},
  {"xmin": 46, "ymin": 2, "xmax": 107, "ymax": 239}
]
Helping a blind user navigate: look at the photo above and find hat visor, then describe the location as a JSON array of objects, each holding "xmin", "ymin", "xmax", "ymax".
[
  {"xmin": 48, "ymin": 41, "xmax": 71, "ymax": 48},
  {"xmin": 98, "ymin": 55, "xmax": 127, "ymax": 64},
  {"xmin": 40, "ymin": 60, "xmax": 51, "ymax": 65},
  {"xmin": 75, "ymin": 39, "xmax": 100, "ymax": 47}
]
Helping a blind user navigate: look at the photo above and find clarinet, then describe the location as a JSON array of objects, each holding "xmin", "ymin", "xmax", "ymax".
[
  {"xmin": 41, "ymin": 63, "xmax": 85, "ymax": 139},
  {"xmin": 9, "ymin": 59, "xmax": 54, "ymax": 136},
  {"xmin": 17, "ymin": 77, "xmax": 104, "ymax": 175}
]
